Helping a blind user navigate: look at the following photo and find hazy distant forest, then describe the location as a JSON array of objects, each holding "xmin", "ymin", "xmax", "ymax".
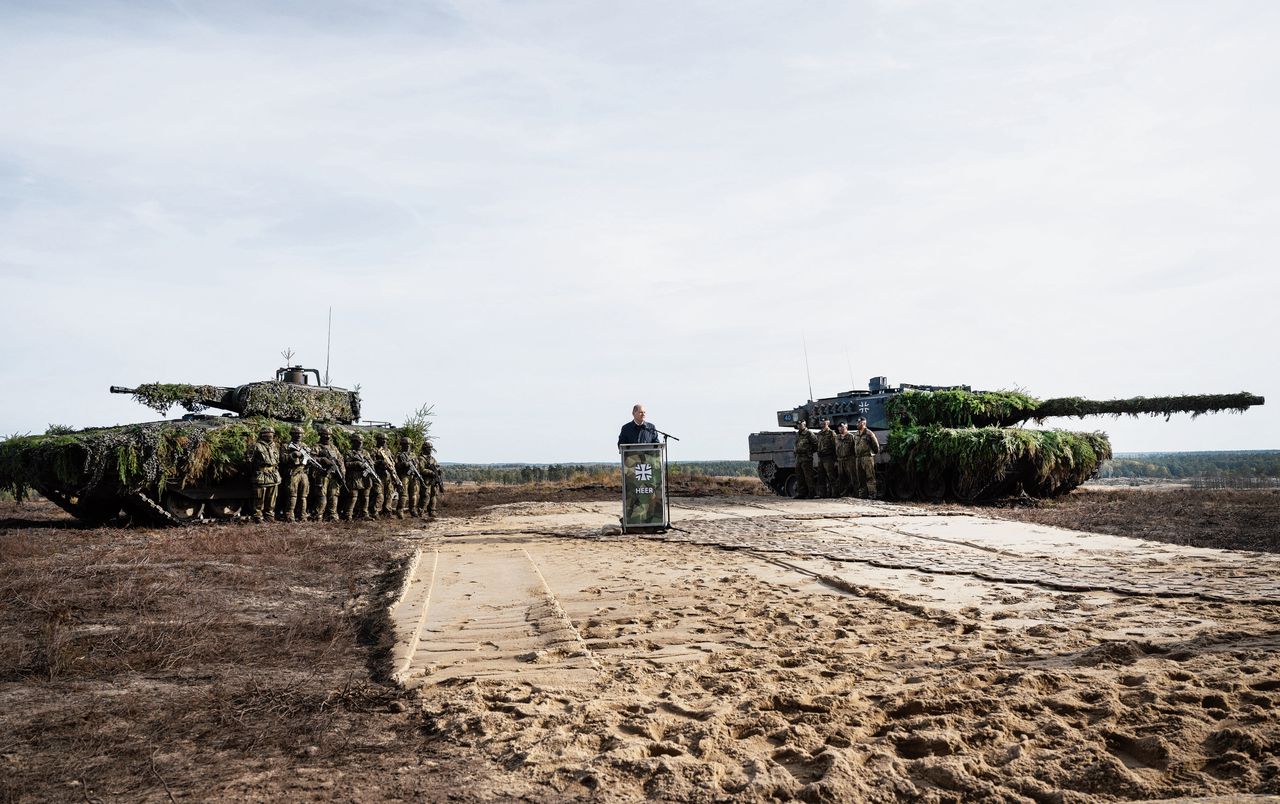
[
  {"xmin": 1100, "ymin": 451, "xmax": 1280, "ymax": 481},
  {"xmin": 445, "ymin": 452, "xmax": 1280, "ymax": 485}
]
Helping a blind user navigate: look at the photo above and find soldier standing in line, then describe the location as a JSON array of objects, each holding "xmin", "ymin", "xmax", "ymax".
[
  {"xmin": 371, "ymin": 432, "xmax": 402, "ymax": 520},
  {"xmin": 343, "ymin": 433, "xmax": 378, "ymax": 521},
  {"xmin": 418, "ymin": 441, "xmax": 442, "ymax": 518},
  {"xmin": 834, "ymin": 422, "xmax": 856, "ymax": 497},
  {"xmin": 816, "ymin": 419, "xmax": 838, "ymax": 498},
  {"xmin": 395, "ymin": 436, "xmax": 422, "ymax": 519},
  {"xmin": 279, "ymin": 425, "xmax": 311, "ymax": 523},
  {"xmin": 792, "ymin": 420, "xmax": 819, "ymax": 499},
  {"xmin": 249, "ymin": 426, "xmax": 281, "ymax": 523},
  {"xmin": 309, "ymin": 427, "xmax": 345, "ymax": 522},
  {"xmin": 852, "ymin": 417, "xmax": 881, "ymax": 499}
]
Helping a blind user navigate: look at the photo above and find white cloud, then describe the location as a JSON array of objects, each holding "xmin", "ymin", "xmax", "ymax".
[{"xmin": 1, "ymin": 1, "xmax": 1276, "ymax": 461}]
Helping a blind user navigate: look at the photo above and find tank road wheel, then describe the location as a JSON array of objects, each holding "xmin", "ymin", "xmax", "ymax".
[
  {"xmin": 782, "ymin": 472, "xmax": 800, "ymax": 498},
  {"xmin": 888, "ymin": 467, "xmax": 916, "ymax": 501},
  {"xmin": 948, "ymin": 473, "xmax": 987, "ymax": 504},
  {"xmin": 161, "ymin": 492, "xmax": 203, "ymax": 524},
  {"xmin": 921, "ymin": 471, "xmax": 947, "ymax": 502},
  {"xmin": 204, "ymin": 500, "xmax": 243, "ymax": 519}
]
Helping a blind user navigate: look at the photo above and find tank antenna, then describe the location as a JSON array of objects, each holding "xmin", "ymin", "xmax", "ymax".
[
  {"xmin": 844, "ymin": 346, "xmax": 855, "ymax": 389},
  {"xmin": 802, "ymin": 333, "xmax": 815, "ymax": 403},
  {"xmin": 324, "ymin": 307, "xmax": 332, "ymax": 386}
]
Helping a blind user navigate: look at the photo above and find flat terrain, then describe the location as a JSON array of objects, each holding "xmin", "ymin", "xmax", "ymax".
[{"xmin": 2, "ymin": 483, "xmax": 1278, "ymax": 802}]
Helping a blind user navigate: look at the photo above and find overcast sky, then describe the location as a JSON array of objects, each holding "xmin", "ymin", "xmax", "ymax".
[{"xmin": 2, "ymin": 0, "xmax": 1276, "ymax": 462}]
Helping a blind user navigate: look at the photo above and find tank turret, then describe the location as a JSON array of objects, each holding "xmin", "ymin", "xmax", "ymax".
[
  {"xmin": 750, "ymin": 377, "xmax": 1265, "ymax": 502},
  {"xmin": 110, "ymin": 366, "xmax": 361, "ymax": 424}
]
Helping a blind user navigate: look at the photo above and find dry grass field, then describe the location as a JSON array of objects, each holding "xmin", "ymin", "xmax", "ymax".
[{"xmin": 1, "ymin": 481, "xmax": 1277, "ymax": 801}]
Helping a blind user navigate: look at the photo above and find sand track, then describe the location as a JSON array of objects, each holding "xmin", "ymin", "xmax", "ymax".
[{"xmin": 393, "ymin": 497, "xmax": 1280, "ymax": 801}]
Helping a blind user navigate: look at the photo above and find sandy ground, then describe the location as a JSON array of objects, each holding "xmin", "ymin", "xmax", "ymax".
[
  {"xmin": 3, "ymin": 488, "xmax": 1280, "ymax": 803},
  {"xmin": 383, "ymin": 496, "xmax": 1280, "ymax": 802}
]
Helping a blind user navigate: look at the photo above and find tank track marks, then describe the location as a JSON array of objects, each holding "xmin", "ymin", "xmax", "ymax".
[{"xmin": 393, "ymin": 542, "xmax": 600, "ymax": 688}]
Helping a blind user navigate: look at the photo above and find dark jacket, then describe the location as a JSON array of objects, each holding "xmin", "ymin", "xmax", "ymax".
[{"xmin": 618, "ymin": 420, "xmax": 661, "ymax": 445}]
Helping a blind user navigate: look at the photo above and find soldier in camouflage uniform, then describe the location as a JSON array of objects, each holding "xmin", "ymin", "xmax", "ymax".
[
  {"xmin": 792, "ymin": 420, "xmax": 819, "ymax": 499},
  {"xmin": 343, "ymin": 433, "xmax": 378, "ymax": 521},
  {"xmin": 371, "ymin": 432, "xmax": 402, "ymax": 520},
  {"xmin": 815, "ymin": 419, "xmax": 838, "ymax": 498},
  {"xmin": 309, "ymin": 427, "xmax": 345, "ymax": 522},
  {"xmin": 279, "ymin": 425, "xmax": 311, "ymax": 522},
  {"xmin": 834, "ymin": 422, "xmax": 856, "ymax": 497},
  {"xmin": 852, "ymin": 417, "xmax": 880, "ymax": 498},
  {"xmin": 395, "ymin": 435, "xmax": 422, "ymax": 519},
  {"xmin": 418, "ymin": 441, "xmax": 442, "ymax": 517},
  {"xmin": 249, "ymin": 426, "xmax": 281, "ymax": 523}
]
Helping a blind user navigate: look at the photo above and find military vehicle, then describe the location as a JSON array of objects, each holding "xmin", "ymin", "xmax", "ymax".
[
  {"xmin": 0, "ymin": 366, "xmax": 421, "ymax": 526},
  {"xmin": 749, "ymin": 377, "xmax": 1264, "ymax": 501}
]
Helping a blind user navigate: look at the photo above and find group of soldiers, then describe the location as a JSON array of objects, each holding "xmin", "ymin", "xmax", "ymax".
[
  {"xmin": 793, "ymin": 417, "xmax": 880, "ymax": 499},
  {"xmin": 247, "ymin": 426, "xmax": 443, "ymax": 523}
]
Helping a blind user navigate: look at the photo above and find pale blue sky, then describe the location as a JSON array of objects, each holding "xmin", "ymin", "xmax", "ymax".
[{"xmin": 2, "ymin": 1, "xmax": 1276, "ymax": 461}]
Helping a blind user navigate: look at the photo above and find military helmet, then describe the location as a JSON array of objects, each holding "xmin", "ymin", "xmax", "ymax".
[
  {"xmin": 375, "ymin": 432, "xmax": 388, "ymax": 444},
  {"xmin": 421, "ymin": 441, "xmax": 434, "ymax": 452},
  {"xmin": 290, "ymin": 425, "xmax": 304, "ymax": 435},
  {"xmin": 259, "ymin": 426, "xmax": 274, "ymax": 436},
  {"xmin": 351, "ymin": 433, "xmax": 364, "ymax": 444},
  {"xmin": 317, "ymin": 427, "xmax": 331, "ymax": 438},
  {"xmin": 399, "ymin": 435, "xmax": 411, "ymax": 445}
]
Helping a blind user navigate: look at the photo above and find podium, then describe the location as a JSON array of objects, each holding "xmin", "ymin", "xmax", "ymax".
[{"xmin": 619, "ymin": 442, "xmax": 669, "ymax": 532}]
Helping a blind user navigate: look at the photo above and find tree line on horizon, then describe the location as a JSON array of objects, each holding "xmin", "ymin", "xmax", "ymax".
[
  {"xmin": 439, "ymin": 452, "xmax": 1280, "ymax": 486},
  {"xmin": 1100, "ymin": 450, "xmax": 1280, "ymax": 480},
  {"xmin": 441, "ymin": 461, "xmax": 757, "ymax": 485}
]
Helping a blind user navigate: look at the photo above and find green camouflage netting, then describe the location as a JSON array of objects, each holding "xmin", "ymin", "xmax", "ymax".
[
  {"xmin": 128, "ymin": 384, "xmax": 231, "ymax": 415},
  {"xmin": 124, "ymin": 381, "xmax": 359, "ymax": 423},
  {"xmin": 0, "ymin": 419, "xmax": 425, "ymax": 505},
  {"xmin": 888, "ymin": 425, "xmax": 1112, "ymax": 500},
  {"xmin": 237, "ymin": 382, "xmax": 359, "ymax": 423},
  {"xmin": 887, "ymin": 390, "xmax": 1264, "ymax": 428}
]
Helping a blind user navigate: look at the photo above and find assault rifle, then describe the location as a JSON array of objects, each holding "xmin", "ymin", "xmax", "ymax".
[
  {"xmin": 299, "ymin": 443, "xmax": 348, "ymax": 492},
  {"xmin": 402, "ymin": 457, "xmax": 427, "ymax": 487}
]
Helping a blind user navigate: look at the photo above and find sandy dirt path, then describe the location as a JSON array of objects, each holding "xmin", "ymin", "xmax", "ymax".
[{"xmin": 391, "ymin": 497, "xmax": 1280, "ymax": 802}]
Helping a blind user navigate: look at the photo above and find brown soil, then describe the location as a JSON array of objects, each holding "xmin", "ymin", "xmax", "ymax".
[
  {"xmin": 982, "ymin": 487, "xmax": 1280, "ymax": 554},
  {"xmin": 1, "ymin": 483, "xmax": 1277, "ymax": 802}
]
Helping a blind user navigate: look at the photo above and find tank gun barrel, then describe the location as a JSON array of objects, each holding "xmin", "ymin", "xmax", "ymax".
[
  {"xmin": 885, "ymin": 388, "xmax": 1265, "ymax": 428},
  {"xmin": 112, "ymin": 383, "xmax": 240, "ymax": 416},
  {"xmin": 1025, "ymin": 392, "xmax": 1265, "ymax": 424}
]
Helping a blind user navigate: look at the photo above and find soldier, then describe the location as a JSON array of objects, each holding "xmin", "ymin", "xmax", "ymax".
[
  {"xmin": 249, "ymin": 426, "xmax": 281, "ymax": 523},
  {"xmin": 279, "ymin": 425, "xmax": 311, "ymax": 522},
  {"xmin": 309, "ymin": 427, "xmax": 346, "ymax": 522},
  {"xmin": 371, "ymin": 432, "xmax": 402, "ymax": 520},
  {"xmin": 418, "ymin": 441, "xmax": 443, "ymax": 518},
  {"xmin": 792, "ymin": 420, "xmax": 819, "ymax": 499},
  {"xmin": 816, "ymin": 419, "xmax": 838, "ymax": 498},
  {"xmin": 343, "ymin": 433, "xmax": 378, "ymax": 521},
  {"xmin": 852, "ymin": 417, "xmax": 880, "ymax": 499},
  {"xmin": 395, "ymin": 436, "xmax": 423, "ymax": 519},
  {"xmin": 835, "ymin": 422, "xmax": 856, "ymax": 497}
]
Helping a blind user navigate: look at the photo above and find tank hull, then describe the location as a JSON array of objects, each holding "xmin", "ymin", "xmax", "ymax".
[{"xmin": 1, "ymin": 416, "xmax": 406, "ymax": 526}]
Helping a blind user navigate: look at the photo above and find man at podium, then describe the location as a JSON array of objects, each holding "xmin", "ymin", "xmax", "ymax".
[{"xmin": 618, "ymin": 404, "xmax": 661, "ymax": 445}]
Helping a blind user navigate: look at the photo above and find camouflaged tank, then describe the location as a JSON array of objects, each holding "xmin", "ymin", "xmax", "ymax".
[
  {"xmin": 0, "ymin": 367, "xmax": 422, "ymax": 525},
  {"xmin": 749, "ymin": 377, "xmax": 1265, "ymax": 501}
]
